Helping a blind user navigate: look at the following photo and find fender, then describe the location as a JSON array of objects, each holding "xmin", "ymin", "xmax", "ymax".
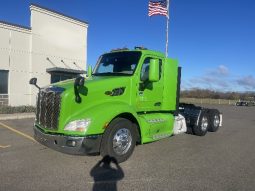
[{"xmin": 59, "ymin": 101, "xmax": 141, "ymax": 136}]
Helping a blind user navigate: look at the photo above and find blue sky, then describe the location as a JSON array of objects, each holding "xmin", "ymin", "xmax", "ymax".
[{"xmin": 1, "ymin": 0, "xmax": 255, "ymax": 92}]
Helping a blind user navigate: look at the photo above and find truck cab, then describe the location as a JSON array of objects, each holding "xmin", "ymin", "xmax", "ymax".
[{"xmin": 31, "ymin": 47, "xmax": 222, "ymax": 163}]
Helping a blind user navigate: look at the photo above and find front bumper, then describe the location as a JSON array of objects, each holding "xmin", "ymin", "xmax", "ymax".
[{"xmin": 34, "ymin": 126, "xmax": 102, "ymax": 155}]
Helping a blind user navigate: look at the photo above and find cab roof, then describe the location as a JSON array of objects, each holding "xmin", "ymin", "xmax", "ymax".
[{"xmin": 109, "ymin": 47, "xmax": 166, "ymax": 58}]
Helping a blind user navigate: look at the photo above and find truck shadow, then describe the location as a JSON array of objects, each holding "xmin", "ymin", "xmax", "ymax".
[{"xmin": 90, "ymin": 155, "xmax": 124, "ymax": 191}]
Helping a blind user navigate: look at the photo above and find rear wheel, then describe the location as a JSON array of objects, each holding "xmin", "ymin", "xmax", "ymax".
[
  {"xmin": 100, "ymin": 118, "xmax": 137, "ymax": 163},
  {"xmin": 208, "ymin": 110, "xmax": 220, "ymax": 132},
  {"xmin": 193, "ymin": 112, "xmax": 209, "ymax": 136}
]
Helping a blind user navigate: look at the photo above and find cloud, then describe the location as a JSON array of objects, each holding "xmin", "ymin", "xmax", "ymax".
[
  {"xmin": 217, "ymin": 65, "xmax": 229, "ymax": 75},
  {"xmin": 183, "ymin": 65, "xmax": 232, "ymax": 91},
  {"xmin": 207, "ymin": 65, "xmax": 229, "ymax": 76},
  {"xmin": 183, "ymin": 65, "xmax": 255, "ymax": 92},
  {"xmin": 189, "ymin": 76, "xmax": 231, "ymax": 89},
  {"xmin": 236, "ymin": 75, "xmax": 255, "ymax": 90}
]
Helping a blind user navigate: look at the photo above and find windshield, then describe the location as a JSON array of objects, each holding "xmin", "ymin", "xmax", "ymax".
[{"xmin": 93, "ymin": 51, "xmax": 141, "ymax": 76}]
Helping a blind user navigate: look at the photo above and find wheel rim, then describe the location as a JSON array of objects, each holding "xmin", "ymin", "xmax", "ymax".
[
  {"xmin": 213, "ymin": 115, "xmax": 220, "ymax": 127},
  {"xmin": 201, "ymin": 116, "xmax": 208, "ymax": 131},
  {"xmin": 113, "ymin": 128, "xmax": 132, "ymax": 155}
]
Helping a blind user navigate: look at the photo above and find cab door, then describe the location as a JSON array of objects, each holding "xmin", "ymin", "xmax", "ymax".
[{"xmin": 136, "ymin": 57, "xmax": 164, "ymax": 112}]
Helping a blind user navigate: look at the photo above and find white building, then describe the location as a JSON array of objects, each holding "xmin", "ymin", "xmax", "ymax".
[{"xmin": 0, "ymin": 4, "xmax": 88, "ymax": 106}]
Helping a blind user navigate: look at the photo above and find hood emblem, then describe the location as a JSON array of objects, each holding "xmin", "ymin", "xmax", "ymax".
[{"xmin": 105, "ymin": 87, "xmax": 125, "ymax": 96}]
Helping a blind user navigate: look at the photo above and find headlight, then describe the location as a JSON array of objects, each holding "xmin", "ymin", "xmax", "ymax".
[{"xmin": 64, "ymin": 119, "xmax": 91, "ymax": 132}]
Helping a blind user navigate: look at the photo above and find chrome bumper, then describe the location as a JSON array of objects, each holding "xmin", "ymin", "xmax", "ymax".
[{"xmin": 34, "ymin": 126, "xmax": 102, "ymax": 155}]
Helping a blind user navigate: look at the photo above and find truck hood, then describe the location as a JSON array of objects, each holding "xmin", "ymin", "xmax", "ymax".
[
  {"xmin": 51, "ymin": 76, "xmax": 133, "ymax": 128},
  {"xmin": 54, "ymin": 75, "xmax": 131, "ymax": 92}
]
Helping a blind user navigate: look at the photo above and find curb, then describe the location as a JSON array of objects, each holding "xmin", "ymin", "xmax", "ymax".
[{"xmin": 0, "ymin": 113, "xmax": 35, "ymax": 120}]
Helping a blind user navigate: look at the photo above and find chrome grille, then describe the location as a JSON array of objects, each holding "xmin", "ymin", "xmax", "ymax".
[{"xmin": 36, "ymin": 87, "xmax": 64, "ymax": 129}]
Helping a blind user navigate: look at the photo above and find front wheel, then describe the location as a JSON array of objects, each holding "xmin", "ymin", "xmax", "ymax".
[{"xmin": 100, "ymin": 118, "xmax": 137, "ymax": 163}]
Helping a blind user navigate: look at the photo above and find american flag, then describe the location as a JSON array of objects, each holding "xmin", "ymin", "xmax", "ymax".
[{"xmin": 148, "ymin": 0, "xmax": 168, "ymax": 17}]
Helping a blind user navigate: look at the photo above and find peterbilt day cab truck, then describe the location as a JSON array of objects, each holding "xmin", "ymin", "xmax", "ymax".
[{"xmin": 30, "ymin": 47, "xmax": 222, "ymax": 163}]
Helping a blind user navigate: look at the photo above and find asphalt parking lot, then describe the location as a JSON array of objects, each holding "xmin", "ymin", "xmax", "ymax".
[{"xmin": 1, "ymin": 105, "xmax": 255, "ymax": 191}]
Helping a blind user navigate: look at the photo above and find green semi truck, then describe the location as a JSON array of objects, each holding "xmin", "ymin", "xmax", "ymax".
[{"xmin": 30, "ymin": 47, "xmax": 222, "ymax": 163}]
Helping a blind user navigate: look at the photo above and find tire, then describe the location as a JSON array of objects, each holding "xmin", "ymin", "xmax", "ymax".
[
  {"xmin": 208, "ymin": 109, "xmax": 221, "ymax": 132},
  {"xmin": 100, "ymin": 118, "xmax": 137, "ymax": 163},
  {"xmin": 193, "ymin": 112, "xmax": 209, "ymax": 136}
]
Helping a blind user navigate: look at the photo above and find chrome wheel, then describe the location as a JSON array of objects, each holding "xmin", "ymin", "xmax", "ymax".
[
  {"xmin": 213, "ymin": 115, "xmax": 220, "ymax": 127},
  {"xmin": 201, "ymin": 116, "xmax": 208, "ymax": 131},
  {"xmin": 113, "ymin": 128, "xmax": 132, "ymax": 155}
]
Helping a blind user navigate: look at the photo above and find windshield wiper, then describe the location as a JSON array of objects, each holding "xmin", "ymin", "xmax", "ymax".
[
  {"xmin": 93, "ymin": 72, "xmax": 132, "ymax": 76},
  {"xmin": 93, "ymin": 72, "xmax": 113, "ymax": 76}
]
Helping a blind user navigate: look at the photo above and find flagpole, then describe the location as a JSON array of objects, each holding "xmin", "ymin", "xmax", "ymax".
[{"xmin": 165, "ymin": 0, "xmax": 170, "ymax": 57}]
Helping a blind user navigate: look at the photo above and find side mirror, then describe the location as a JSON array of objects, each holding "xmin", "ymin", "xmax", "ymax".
[
  {"xmin": 87, "ymin": 65, "xmax": 92, "ymax": 77},
  {"xmin": 29, "ymin": 77, "xmax": 40, "ymax": 90},
  {"xmin": 149, "ymin": 59, "xmax": 159, "ymax": 82},
  {"xmin": 29, "ymin": 78, "xmax": 37, "ymax": 85},
  {"xmin": 74, "ymin": 76, "xmax": 85, "ymax": 103}
]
